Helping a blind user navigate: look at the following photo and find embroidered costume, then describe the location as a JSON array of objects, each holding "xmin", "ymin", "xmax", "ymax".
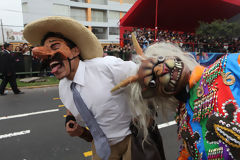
[
  {"xmin": 113, "ymin": 42, "xmax": 240, "ymax": 160},
  {"xmin": 177, "ymin": 53, "xmax": 240, "ymax": 160}
]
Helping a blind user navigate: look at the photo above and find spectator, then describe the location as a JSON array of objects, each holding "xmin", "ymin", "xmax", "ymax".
[
  {"xmin": 123, "ymin": 30, "xmax": 129, "ymax": 45},
  {"xmin": 22, "ymin": 43, "xmax": 30, "ymax": 55},
  {"xmin": 21, "ymin": 43, "xmax": 32, "ymax": 73},
  {"xmin": 0, "ymin": 43, "xmax": 23, "ymax": 95},
  {"xmin": 14, "ymin": 46, "xmax": 22, "ymax": 53}
]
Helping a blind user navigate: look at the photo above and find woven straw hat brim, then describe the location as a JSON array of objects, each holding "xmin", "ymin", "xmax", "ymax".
[{"xmin": 23, "ymin": 16, "xmax": 103, "ymax": 60}]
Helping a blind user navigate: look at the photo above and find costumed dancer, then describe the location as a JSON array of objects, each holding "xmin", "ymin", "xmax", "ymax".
[
  {"xmin": 113, "ymin": 42, "xmax": 240, "ymax": 160},
  {"xmin": 23, "ymin": 16, "xmax": 166, "ymax": 160}
]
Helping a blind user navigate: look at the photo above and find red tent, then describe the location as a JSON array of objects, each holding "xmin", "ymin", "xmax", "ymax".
[{"xmin": 120, "ymin": 0, "xmax": 240, "ymax": 32}]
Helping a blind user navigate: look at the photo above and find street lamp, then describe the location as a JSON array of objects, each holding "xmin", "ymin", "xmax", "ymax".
[{"xmin": 0, "ymin": 19, "xmax": 5, "ymax": 44}]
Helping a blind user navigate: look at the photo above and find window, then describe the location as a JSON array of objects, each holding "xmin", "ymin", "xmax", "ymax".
[
  {"xmin": 122, "ymin": 0, "xmax": 136, "ymax": 4},
  {"xmin": 22, "ymin": 2, "xmax": 28, "ymax": 13},
  {"xmin": 108, "ymin": 0, "xmax": 136, "ymax": 4},
  {"xmin": 91, "ymin": 9, "xmax": 107, "ymax": 22},
  {"xmin": 109, "ymin": 27, "xmax": 119, "ymax": 35},
  {"xmin": 70, "ymin": 0, "xmax": 86, "ymax": 2},
  {"xmin": 70, "ymin": 7, "xmax": 87, "ymax": 21},
  {"xmin": 53, "ymin": 4, "xmax": 69, "ymax": 16},
  {"xmin": 109, "ymin": 11, "xmax": 120, "ymax": 21},
  {"xmin": 108, "ymin": 0, "xmax": 119, "ymax": 2},
  {"xmin": 91, "ymin": 0, "xmax": 106, "ymax": 5},
  {"xmin": 92, "ymin": 27, "xmax": 107, "ymax": 39}
]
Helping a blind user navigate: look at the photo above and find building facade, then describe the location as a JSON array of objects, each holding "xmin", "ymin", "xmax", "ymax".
[{"xmin": 21, "ymin": 0, "xmax": 134, "ymax": 44}]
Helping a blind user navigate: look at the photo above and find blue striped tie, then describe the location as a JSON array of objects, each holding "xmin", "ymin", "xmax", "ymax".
[{"xmin": 71, "ymin": 82, "xmax": 111, "ymax": 160}]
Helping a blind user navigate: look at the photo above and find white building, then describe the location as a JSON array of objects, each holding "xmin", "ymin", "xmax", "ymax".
[
  {"xmin": 21, "ymin": 0, "xmax": 135, "ymax": 44},
  {"xmin": 0, "ymin": 0, "xmax": 24, "ymax": 44}
]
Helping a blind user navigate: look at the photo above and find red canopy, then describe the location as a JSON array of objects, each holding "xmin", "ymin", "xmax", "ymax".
[{"xmin": 120, "ymin": 0, "xmax": 240, "ymax": 32}]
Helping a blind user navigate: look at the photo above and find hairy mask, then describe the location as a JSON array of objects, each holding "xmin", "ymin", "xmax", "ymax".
[{"xmin": 152, "ymin": 56, "xmax": 191, "ymax": 96}]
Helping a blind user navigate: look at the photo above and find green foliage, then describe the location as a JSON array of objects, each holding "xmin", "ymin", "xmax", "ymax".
[
  {"xmin": 0, "ymin": 77, "xmax": 59, "ymax": 88},
  {"xmin": 196, "ymin": 20, "xmax": 240, "ymax": 40}
]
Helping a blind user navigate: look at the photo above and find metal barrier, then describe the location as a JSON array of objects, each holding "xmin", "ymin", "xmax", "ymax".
[
  {"xmin": 0, "ymin": 52, "xmax": 48, "ymax": 77},
  {"xmin": 0, "ymin": 51, "xmax": 230, "ymax": 77}
]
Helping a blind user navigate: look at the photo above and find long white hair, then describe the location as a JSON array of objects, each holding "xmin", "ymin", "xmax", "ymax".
[{"xmin": 129, "ymin": 42, "xmax": 199, "ymax": 140}]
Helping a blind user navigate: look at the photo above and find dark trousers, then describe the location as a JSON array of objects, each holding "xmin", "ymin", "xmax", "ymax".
[
  {"xmin": 130, "ymin": 121, "xmax": 166, "ymax": 160},
  {"xmin": 0, "ymin": 75, "xmax": 20, "ymax": 94}
]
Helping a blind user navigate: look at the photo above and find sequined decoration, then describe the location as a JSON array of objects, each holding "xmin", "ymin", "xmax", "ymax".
[
  {"xmin": 193, "ymin": 89, "xmax": 217, "ymax": 122},
  {"xmin": 197, "ymin": 85, "xmax": 204, "ymax": 97},
  {"xmin": 206, "ymin": 103, "xmax": 240, "ymax": 159},
  {"xmin": 192, "ymin": 55, "xmax": 228, "ymax": 122},
  {"xmin": 221, "ymin": 72, "xmax": 235, "ymax": 86},
  {"xmin": 207, "ymin": 147, "xmax": 223, "ymax": 159},
  {"xmin": 181, "ymin": 129, "xmax": 201, "ymax": 159},
  {"xmin": 176, "ymin": 103, "xmax": 188, "ymax": 139},
  {"xmin": 202, "ymin": 55, "xmax": 227, "ymax": 86}
]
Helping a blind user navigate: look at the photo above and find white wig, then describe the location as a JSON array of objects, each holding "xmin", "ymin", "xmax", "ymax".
[{"xmin": 129, "ymin": 42, "xmax": 199, "ymax": 140}]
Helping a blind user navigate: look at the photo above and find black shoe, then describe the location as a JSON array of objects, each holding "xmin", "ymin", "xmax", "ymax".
[
  {"xmin": 14, "ymin": 91, "xmax": 24, "ymax": 94},
  {"xmin": 0, "ymin": 93, "xmax": 7, "ymax": 96}
]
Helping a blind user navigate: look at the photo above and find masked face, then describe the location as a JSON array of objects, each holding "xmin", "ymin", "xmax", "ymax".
[
  {"xmin": 32, "ymin": 37, "xmax": 72, "ymax": 60},
  {"xmin": 153, "ymin": 56, "xmax": 190, "ymax": 96},
  {"xmin": 32, "ymin": 37, "xmax": 79, "ymax": 80}
]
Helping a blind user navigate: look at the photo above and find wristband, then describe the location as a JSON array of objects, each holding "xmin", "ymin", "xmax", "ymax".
[{"xmin": 79, "ymin": 127, "xmax": 93, "ymax": 142}]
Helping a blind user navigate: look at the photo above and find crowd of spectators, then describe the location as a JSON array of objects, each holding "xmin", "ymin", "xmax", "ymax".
[
  {"xmin": 121, "ymin": 28, "xmax": 240, "ymax": 53},
  {"xmin": 14, "ymin": 43, "xmax": 32, "ymax": 55},
  {"xmin": 0, "ymin": 43, "xmax": 32, "ymax": 55},
  {"xmin": 103, "ymin": 43, "xmax": 133, "ymax": 60},
  {"xmin": 102, "ymin": 28, "xmax": 240, "ymax": 63}
]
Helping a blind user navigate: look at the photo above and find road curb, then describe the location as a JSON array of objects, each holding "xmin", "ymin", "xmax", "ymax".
[{"xmin": 6, "ymin": 84, "xmax": 59, "ymax": 90}]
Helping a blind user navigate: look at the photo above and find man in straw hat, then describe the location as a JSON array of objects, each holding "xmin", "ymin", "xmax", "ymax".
[{"xmin": 23, "ymin": 16, "xmax": 165, "ymax": 160}]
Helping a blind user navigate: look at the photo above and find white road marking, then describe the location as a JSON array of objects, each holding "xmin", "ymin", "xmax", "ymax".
[
  {"xmin": 158, "ymin": 120, "xmax": 176, "ymax": 129},
  {"xmin": 0, "ymin": 109, "xmax": 60, "ymax": 120},
  {"xmin": 0, "ymin": 130, "xmax": 30, "ymax": 139}
]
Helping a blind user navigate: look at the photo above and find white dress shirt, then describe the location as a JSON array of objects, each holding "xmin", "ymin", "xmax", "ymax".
[
  {"xmin": 3, "ymin": 49, "xmax": 11, "ymax": 54},
  {"xmin": 59, "ymin": 56, "xmax": 138, "ymax": 145}
]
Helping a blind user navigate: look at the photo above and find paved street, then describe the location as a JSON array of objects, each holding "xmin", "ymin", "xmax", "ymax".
[{"xmin": 0, "ymin": 86, "xmax": 181, "ymax": 160}]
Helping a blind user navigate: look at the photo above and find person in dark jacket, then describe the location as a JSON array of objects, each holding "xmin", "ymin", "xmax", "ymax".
[{"xmin": 0, "ymin": 43, "xmax": 23, "ymax": 95}]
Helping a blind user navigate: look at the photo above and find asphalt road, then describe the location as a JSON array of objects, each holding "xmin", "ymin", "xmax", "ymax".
[{"xmin": 0, "ymin": 87, "xmax": 181, "ymax": 160}]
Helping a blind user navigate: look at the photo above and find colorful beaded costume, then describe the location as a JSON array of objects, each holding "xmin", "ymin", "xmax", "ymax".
[{"xmin": 177, "ymin": 53, "xmax": 240, "ymax": 160}]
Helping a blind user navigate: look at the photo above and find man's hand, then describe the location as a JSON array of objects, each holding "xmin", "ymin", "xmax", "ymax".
[{"xmin": 66, "ymin": 120, "xmax": 85, "ymax": 137}]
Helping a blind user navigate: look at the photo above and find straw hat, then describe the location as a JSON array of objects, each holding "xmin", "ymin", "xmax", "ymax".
[{"xmin": 23, "ymin": 16, "xmax": 103, "ymax": 60}]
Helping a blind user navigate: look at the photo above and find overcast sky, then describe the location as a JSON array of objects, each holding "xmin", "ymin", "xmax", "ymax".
[{"xmin": 0, "ymin": 0, "xmax": 23, "ymax": 30}]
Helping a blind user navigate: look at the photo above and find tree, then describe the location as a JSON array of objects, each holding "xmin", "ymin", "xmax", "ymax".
[{"xmin": 196, "ymin": 20, "xmax": 240, "ymax": 40}]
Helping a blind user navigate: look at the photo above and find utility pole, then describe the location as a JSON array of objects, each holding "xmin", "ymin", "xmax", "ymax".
[{"xmin": 0, "ymin": 19, "xmax": 5, "ymax": 44}]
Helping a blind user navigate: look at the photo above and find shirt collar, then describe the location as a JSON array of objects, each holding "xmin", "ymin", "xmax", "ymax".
[
  {"xmin": 72, "ymin": 60, "xmax": 85, "ymax": 86},
  {"xmin": 4, "ymin": 49, "xmax": 10, "ymax": 54}
]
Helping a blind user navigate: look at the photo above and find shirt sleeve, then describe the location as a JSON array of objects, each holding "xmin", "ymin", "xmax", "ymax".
[{"xmin": 105, "ymin": 56, "xmax": 138, "ymax": 85}]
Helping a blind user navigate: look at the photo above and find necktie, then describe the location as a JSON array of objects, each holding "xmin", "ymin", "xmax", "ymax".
[{"xmin": 70, "ymin": 82, "xmax": 111, "ymax": 160}]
